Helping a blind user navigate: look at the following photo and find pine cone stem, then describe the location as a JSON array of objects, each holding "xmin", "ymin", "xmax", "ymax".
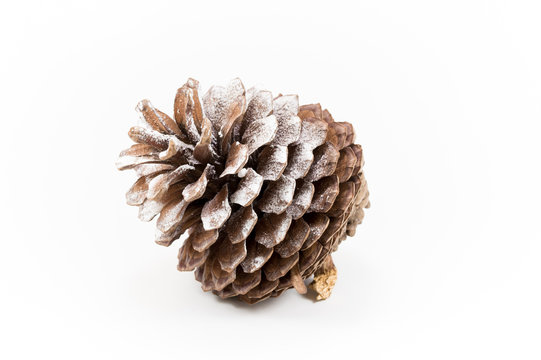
[{"xmin": 309, "ymin": 255, "xmax": 337, "ymax": 301}]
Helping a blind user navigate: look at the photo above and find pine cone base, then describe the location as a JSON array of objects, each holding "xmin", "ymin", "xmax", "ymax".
[{"xmin": 117, "ymin": 78, "xmax": 369, "ymax": 304}]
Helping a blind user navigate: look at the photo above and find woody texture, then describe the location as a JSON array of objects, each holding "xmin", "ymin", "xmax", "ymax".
[{"xmin": 116, "ymin": 78, "xmax": 370, "ymax": 304}]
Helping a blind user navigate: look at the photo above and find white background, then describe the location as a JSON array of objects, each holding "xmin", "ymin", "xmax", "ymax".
[{"xmin": 1, "ymin": 1, "xmax": 540, "ymax": 359}]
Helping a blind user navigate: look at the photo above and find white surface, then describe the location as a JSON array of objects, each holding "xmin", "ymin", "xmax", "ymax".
[{"xmin": 1, "ymin": 1, "xmax": 540, "ymax": 359}]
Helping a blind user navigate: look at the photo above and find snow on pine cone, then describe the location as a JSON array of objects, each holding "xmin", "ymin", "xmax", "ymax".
[{"xmin": 116, "ymin": 78, "xmax": 370, "ymax": 304}]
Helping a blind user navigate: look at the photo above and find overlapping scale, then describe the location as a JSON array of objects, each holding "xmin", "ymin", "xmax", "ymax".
[
  {"xmin": 285, "ymin": 180, "xmax": 314, "ymax": 220},
  {"xmin": 256, "ymin": 145, "xmax": 288, "ymax": 181},
  {"xmin": 257, "ymin": 175, "xmax": 296, "ymax": 214},
  {"xmin": 201, "ymin": 186, "xmax": 231, "ymax": 230},
  {"xmin": 241, "ymin": 238, "xmax": 274, "ymax": 273},
  {"xmin": 255, "ymin": 213, "xmax": 292, "ymax": 248},
  {"xmin": 232, "ymin": 268, "xmax": 262, "ymax": 295},
  {"xmin": 274, "ymin": 219, "xmax": 310, "ymax": 258},
  {"xmin": 230, "ymin": 169, "xmax": 263, "ymax": 206},
  {"xmin": 225, "ymin": 205, "xmax": 258, "ymax": 244},
  {"xmin": 263, "ymin": 252, "xmax": 299, "ymax": 282}
]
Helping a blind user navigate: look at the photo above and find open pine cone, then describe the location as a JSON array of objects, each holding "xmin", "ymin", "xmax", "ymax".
[{"xmin": 116, "ymin": 78, "xmax": 369, "ymax": 304}]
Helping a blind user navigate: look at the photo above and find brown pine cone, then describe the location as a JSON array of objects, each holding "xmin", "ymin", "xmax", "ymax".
[{"xmin": 116, "ymin": 78, "xmax": 370, "ymax": 304}]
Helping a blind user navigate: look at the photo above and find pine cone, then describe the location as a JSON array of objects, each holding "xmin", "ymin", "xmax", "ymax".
[{"xmin": 116, "ymin": 78, "xmax": 370, "ymax": 304}]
